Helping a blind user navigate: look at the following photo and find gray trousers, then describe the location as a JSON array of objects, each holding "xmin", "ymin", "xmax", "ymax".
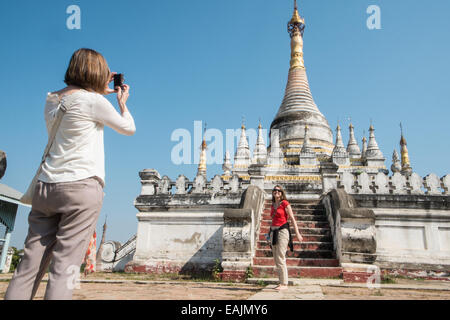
[{"xmin": 5, "ymin": 177, "xmax": 103, "ymax": 300}]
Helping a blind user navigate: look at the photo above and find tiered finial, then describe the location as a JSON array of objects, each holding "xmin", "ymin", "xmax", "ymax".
[
  {"xmin": 288, "ymin": 1, "xmax": 305, "ymax": 35},
  {"xmin": 332, "ymin": 123, "xmax": 349, "ymax": 165},
  {"xmin": 233, "ymin": 122, "xmax": 251, "ymax": 175},
  {"xmin": 222, "ymin": 151, "xmax": 232, "ymax": 176},
  {"xmin": 334, "ymin": 124, "xmax": 346, "ymax": 151},
  {"xmin": 301, "ymin": 125, "xmax": 314, "ymax": 154},
  {"xmin": 365, "ymin": 123, "xmax": 386, "ymax": 168},
  {"xmin": 347, "ymin": 122, "xmax": 361, "ymax": 158},
  {"xmin": 288, "ymin": 0, "xmax": 305, "ymax": 69},
  {"xmin": 361, "ymin": 132, "xmax": 367, "ymax": 160},
  {"xmin": 253, "ymin": 122, "xmax": 268, "ymax": 165}
]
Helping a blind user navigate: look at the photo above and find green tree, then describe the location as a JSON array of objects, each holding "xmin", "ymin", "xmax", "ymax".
[{"xmin": 9, "ymin": 247, "xmax": 24, "ymax": 273}]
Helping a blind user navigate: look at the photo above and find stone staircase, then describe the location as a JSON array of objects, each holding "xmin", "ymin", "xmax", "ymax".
[{"xmin": 252, "ymin": 199, "xmax": 342, "ymax": 278}]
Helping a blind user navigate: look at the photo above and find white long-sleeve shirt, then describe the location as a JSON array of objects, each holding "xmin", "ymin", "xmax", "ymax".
[{"xmin": 38, "ymin": 89, "xmax": 136, "ymax": 187}]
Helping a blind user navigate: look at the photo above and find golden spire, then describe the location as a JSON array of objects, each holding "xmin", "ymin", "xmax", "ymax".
[
  {"xmin": 399, "ymin": 123, "xmax": 412, "ymax": 175},
  {"xmin": 288, "ymin": 1, "xmax": 306, "ymax": 70},
  {"xmin": 290, "ymin": 0, "xmax": 305, "ymax": 25}
]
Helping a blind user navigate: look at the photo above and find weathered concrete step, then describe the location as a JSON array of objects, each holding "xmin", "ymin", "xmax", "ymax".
[
  {"xmin": 256, "ymin": 249, "xmax": 335, "ymax": 259},
  {"xmin": 258, "ymin": 234, "xmax": 332, "ymax": 242},
  {"xmin": 263, "ymin": 207, "xmax": 326, "ymax": 215},
  {"xmin": 252, "ymin": 266, "xmax": 343, "ymax": 278},
  {"xmin": 256, "ymin": 241, "xmax": 334, "ymax": 251},
  {"xmin": 253, "ymin": 257, "xmax": 340, "ymax": 267},
  {"xmin": 264, "ymin": 206, "xmax": 325, "ymax": 212},
  {"xmin": 264, "ymin": 200, "xmax": 322, "ymax": 204},
  {"xmin": 258, "ymin": 227, "xmax": 332, "ymax": 236},
  {"xmin": 261, "ymin": 212, "xmax": 327, "ymax": 220},
  {"xmin": 261, "ymin": 216, "xmax": 328, "ymax": 225},
  {"xmin": 260, "ymin": 222, "xmax": 330, "ymax": 232},
  {"xmin": 260, "ymin": 215, "xmax": 327, "ymax": 222}
]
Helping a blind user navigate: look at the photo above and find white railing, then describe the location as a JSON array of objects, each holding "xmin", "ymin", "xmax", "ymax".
[{"xmin": 338, "ymin": 172, "xmax": 450, "ymax": 195}]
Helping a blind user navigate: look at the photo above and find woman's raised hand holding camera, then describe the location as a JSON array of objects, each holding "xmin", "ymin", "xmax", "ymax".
[
  {"xmin": 104, "ymin": 71, "xmax": 130, "ymax": 115},
  {"xmin": 116, "ymin": 84, "xmax": 130, "ymax": 114}
]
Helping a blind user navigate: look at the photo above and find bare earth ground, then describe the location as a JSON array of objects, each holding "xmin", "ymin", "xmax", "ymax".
[
  {"xmin": 0, "ymin": 272, "xmax": 262, "ymax": 300},
  {"xmin": 322, "ymin": 287, "xmax": 450, "ymax": 300},
  {"xmin": 1, "ymin": 273, "xmax": 450, "ymax": 300}
]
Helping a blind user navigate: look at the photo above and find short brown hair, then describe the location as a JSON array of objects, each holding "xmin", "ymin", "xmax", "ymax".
[
  {"xmin": 271, "ymin": 184, "xmax": 287, "ymax": 203},
  {"xmin": 64, "ymin": 48, "xmax": 110, "ymax": 94}
]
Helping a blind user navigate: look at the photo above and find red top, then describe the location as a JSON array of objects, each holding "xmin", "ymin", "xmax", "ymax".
[{"xmin": 271, "ymin": 200, "xmax": 290, "ymax": 227}]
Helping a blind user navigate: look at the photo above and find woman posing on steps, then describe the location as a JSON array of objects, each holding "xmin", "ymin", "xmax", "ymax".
[{"xmin": 269, "ymin": 185, "xmax": 303, "ymax": 291}]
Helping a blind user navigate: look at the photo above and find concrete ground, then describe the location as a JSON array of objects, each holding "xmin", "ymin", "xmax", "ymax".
[{"xmin": 1, "ymin": 272, "xmax": 450, "ymax": 300}]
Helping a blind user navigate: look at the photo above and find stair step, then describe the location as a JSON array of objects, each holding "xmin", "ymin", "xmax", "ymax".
[
  {"xmin": 256, "ymin": 249, "xmax": 335, "ymax": 259},
  {"xmin": 252, "ymin": 266, "xmax": 343, "ymax": 278},
  {"xmin": 258, "ymin": 227, "xmax": 331, "ymax": 236},
  {"xmin": 263, "ymin": 208, "xmax": 325, "ymax": 214},
  {"xmin": 264, "ymin": 200, "xmax": 323, "ymax": 208},
  {"xmin": 261, "ymin": 214, "xmax": 328, "ymax": 222},
  {"xmin": 261, "ymin": 213, "xmax": 327, "ymax": 220},
  {"xmin": 260, "ymin": 222, "xmax": 330, "ymax": 232},
  {"xmin": 260, "ymin": 221, "xmax": 329, "ymax": 229},
  {"xmin": 255, "ymin": 242, "xmax": 334, "ymax": 251},
  {"xmin": 252, "ymin": 257, "xmax": 340, "ymax": 267},
  {"xmin": 258, "ymin": 234, "xmax": 332, "ymax": 242}
]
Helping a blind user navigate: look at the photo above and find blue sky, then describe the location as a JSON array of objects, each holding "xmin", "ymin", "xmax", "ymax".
[{"xmin": 1, "ymin": 0, "xmax": 449, "ymax": 249}]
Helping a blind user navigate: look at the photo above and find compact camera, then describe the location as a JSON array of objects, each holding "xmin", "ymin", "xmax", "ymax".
[{"xmin": 113, "ymin": 73, "xmax": 125, "ymax": 90}]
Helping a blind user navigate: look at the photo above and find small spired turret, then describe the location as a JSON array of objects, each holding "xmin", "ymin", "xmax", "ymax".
[
  {"xmin": 299, "ymin": 125, "xmax": 317, "ymax": 165},
  {"xmin": 267, "ymin": 128, "xmax": 286, "ymax": 167},
  {"xmin": 400, "ymin": 126, "xmax": 412, "ymax": 176},
  {"xmin": 361, "ymin": 135, "xmax": 367, "ymax": 161},
  {"xmin": 365, "ymin": 124, "xmax": 386, "ymax": 169},
  {"xmin": 232, "ymin": 124, "xmax": 251, "ymax": 176},
  {"xmin": 332, "ymin": 124, "xmax": 350, "ymax": 166},
  {"xmin": 252, "ymin": 123, "xmax": 268, "ymax": 165},
  {"xmin": 222, "ymin": 151, "xmax": 232, "ymax": 176},
  {"xmin": 347, "ymin": 123, "xmax": 361, "ymax": 159}
]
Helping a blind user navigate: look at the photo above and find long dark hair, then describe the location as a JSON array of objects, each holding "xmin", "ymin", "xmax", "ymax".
[{"xmin": 271, "ymin": 184, "xmax": 287, "ymax": 203}]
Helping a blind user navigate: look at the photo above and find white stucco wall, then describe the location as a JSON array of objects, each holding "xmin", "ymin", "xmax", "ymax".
[
  {"xmin": 132, "ymin": 209, "xmax": 224, "ymax": 272},
  {"xmin": 374, "ymin": 208, "xmax": 450, "ymax": 268}
]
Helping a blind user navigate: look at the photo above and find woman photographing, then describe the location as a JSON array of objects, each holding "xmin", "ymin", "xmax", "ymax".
[
  {"xmin": 5, "ymin": 48, "xmax": 135, "ymax": 300},
  {"xmin": 270, "ymin": 185, "xmax": 303, "ymax": 291}
]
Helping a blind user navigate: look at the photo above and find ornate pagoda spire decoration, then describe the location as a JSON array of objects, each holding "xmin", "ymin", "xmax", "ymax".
[
  {"xmin": 197, "ymin": 123, "xmax": 207, "ymax": 178},
  {"xmin": 361, "ymin": 132, "xmax": 367, "ymax": 160},
  {"xmin": 347, "ymin": 122, "xmax": 361, "ymax": 158},
  {"xmin": 400, "ymin": 123, "xmax": 412, "ymax": 176},
  {"xmin": 270, "ymin": 0, "xmax": 333, "ymax": 161},
  {"xmin": 222, "ymin": 150, "xmax": 232, "ymax": 176},
  {"xmin": 333, "ymin": 124, "xmax": 347, "ymax": 154},
  {"xmin": 233, "ymin": 119, "xmax": 251, "ymax": 175},
  {"xmin": 332, "ymin": 123, "xmax": 350, "ymax": 166},
  {"xmin": 288, "ymin": 0, "xmax": 306, "ymax": 70},
  {"xmin": 366, "ymin": 124, "xmax": 383, "ymax": 158},
  {"xmin": 365, "ymin": 124, "xmax": 386, "ymax": 168},
  {"xmin": 267, "ymin": 128, "xmax": 286, "ymax": 167},
  {"xmin": 252, "ymin": 121, "xmax": 268, "ymax": 165},
  {"xmin": 301, "ymin": 125, "xmax": 314, "ymax": 154},
  {"xmin": 299, "ymin": 125, "xmax": 317, "ymax": 165}
]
